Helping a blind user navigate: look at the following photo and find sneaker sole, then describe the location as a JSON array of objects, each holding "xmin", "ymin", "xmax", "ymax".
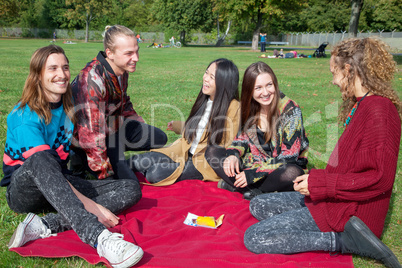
[
  {"xmin": 348, "ymin": 217, "xmax": 401, "ymax": 268},
  {"xmin": 8, "ymin": 213, "xmax": 36, "ymax": 249},
  {"xmin": 111, "ymin": 247, "xmax": 144, "ymax": 268}
]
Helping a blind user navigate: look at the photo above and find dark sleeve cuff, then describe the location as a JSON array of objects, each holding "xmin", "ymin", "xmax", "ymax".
[{"xmin": 226, "ymin": 149, "xmax": 240, "ymax": 159}]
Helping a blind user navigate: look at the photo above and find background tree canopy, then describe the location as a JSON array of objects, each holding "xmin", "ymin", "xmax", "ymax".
[{"xmin": 0, "ymin": 0, "xmax": 401, "ymax": 43}]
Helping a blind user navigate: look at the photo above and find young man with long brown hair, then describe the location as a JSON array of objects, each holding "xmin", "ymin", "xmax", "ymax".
[{"xmin": 2, "ymin": 45, "xmax": 143, "ymax": 268}]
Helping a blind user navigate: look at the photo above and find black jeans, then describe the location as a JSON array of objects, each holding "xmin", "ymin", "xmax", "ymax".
[
  {"xmin": 129, "ymin": 151, "xmax": 203, "ymax": 183},
  {"xmin": 205, "ymin": 145, "xmax": 304, "ymax": 193},
  {"xmin": 71, "ymin": 119, "xmax": 168, "ymax": 180},
  {"xmin": 6, "ymin": 151, "xmax": 142, "ymax": 247},
  {"xmin": 244, "ymin": 191, "xmax": 336, "ymax": 254}
]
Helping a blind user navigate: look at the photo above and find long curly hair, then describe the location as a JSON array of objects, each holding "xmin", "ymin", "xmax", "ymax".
[{"xmin": 331, "ymin": 37, "xmax": 401, "ymax": 123}]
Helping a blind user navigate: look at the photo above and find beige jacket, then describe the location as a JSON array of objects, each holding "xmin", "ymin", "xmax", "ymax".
[{"xmin": 150, "ymin": 100, "xmax": 240, "ymax": 186}]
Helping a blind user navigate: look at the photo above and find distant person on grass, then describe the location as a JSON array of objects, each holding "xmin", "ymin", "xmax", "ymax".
[
  {"xmin": 128, "ymin": 58, "xmax": 240, "ymax": 186},
  {"xmin": 71, "ymin": 25, "xmax": 167, "ymax": 181},
  {"xmin": 169, "ymin": 36, "xmax": 175, "ymax": 47},
  {"xmin": 259, "ymin": 33, "xmax": 267, "ymax": 52},
  {"xmin": 2, "ymin": 45, "xmax": 143, "ymax": 268},
  {"xmin": 244, "ymin": 37, "xmax": 401, "ymax": 268}
]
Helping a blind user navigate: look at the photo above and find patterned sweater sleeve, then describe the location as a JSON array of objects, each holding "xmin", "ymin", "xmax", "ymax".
[
  {"xmin": 3, "ymin": 118, "xmax": 55, "ymax": 180},
  {"xmin": 244, "ymin": 106, "xmax": 307, "ymax": 185},
  {"xmin": 226, "ymin": 132, "xmax": 250, "ymax": 159},
  {"xmin": 73, "ymin": 69, "xmax": 114, "ymax": 179},
  {"xmin": 272, "ymin": 106, "xmax": 307, "ymax": 165}
]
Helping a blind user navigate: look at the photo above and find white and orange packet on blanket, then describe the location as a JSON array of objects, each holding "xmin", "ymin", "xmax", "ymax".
[{"xmin": 183, "ymin": 212, "xmax": 224, "ymax": 229}]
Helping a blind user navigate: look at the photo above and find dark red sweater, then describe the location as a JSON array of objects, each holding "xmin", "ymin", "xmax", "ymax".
[{"xmin": 306, "ymin": 95, "xmax": 401, "ymax": 238}]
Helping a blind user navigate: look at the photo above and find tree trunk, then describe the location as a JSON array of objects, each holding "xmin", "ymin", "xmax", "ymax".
[
  {"xmin": 252, "ymin": 29, "xmax": 260, "ymax": 50},
  {"xmin": 251, "ymin": 8, "xmax": 263, "ymax": 50},
  {"xmin": 85, "ymin": 19, "xmax": 89, "ymax": 43},
  {"xmin": 85, "ymin": 12, "xmax": 90, "ymax": 43},
  {"xmin": 215, "ymin": 20, "xmax": 231, "ymax": 47},
  {"xmin": 180, "ymin": 30, "xmax": 186, "ymax": 45},
  {"xmin": 217, "ymin": 14, "xmax": 220, "ymax": 39},
  {"xmin": 348, "ymin": 0, "xmax": 363, "ymax": 37}
]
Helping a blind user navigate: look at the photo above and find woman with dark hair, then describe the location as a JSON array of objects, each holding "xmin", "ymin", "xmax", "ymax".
[
  {"xmin": 128, "ymin": 58, "xmax": 240, "ymax": 185},
  {"xmin": 206, "ymin": 61, "xmax": 309, "ymax": 200},
  {"xmin": 244, "ymin": 38, "xmax": 401, "ymax": 268}
]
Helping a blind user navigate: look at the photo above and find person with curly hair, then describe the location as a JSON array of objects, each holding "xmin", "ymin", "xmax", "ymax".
[{"xmin": 243, "ymin": 37, "xmax": 401, "ymax": 267}]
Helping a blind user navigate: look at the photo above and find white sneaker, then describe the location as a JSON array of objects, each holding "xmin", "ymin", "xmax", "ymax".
[
  {"xmin": 97, "ymin": 229, "xmax": 144, "ymax": 268},
  {"xmin": 8, "ymin": 213, "xmax": 53, "ymax": 248}
]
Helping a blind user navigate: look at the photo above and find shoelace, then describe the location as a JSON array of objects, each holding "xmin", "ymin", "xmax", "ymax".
[{"xmin": 98, "ymin": 233, "xmax": 126, "ymax": 256}]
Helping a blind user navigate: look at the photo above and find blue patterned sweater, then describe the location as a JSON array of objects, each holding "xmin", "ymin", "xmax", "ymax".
[{"xmin": 1, "ymin": 101, "xmax": 73, "ymax": 186}]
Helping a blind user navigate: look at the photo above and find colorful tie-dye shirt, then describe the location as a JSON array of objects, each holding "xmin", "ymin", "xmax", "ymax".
[{"xmin": 71, "ymin": 51, "xmax": 143, "ymax": 179}]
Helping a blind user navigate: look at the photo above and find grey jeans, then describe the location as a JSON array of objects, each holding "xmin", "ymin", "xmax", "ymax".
[
  {"xmin": 6, "ymin": 151, "xmax": 142, "ymax": 247},
  {"xmin": 244, "ymin": 191, "xmax": 337, "ymax": 254}
]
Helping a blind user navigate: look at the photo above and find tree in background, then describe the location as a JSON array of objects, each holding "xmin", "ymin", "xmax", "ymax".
[
  {"xmin": 94, "ymin": 0, "xmax": 155, "ymax": 32},
  {"xmin": 64, "ymin": 0, "xmax": 113, "ymax": 42},
  {"xmin": 0, "ymin": 0, "xmax": 20, "ymax": 26},
  {"xmin": 301, "ymin": 0, "xmax": 350, "ymax": 32},
  {"xmin": 212, "ymin": 0, "xmax": 235, "ymax": 47},
  {"xmin": 214, "ymin": 0, "xmax": 307, "ymax": 50},
  {"xmin": 152, "ymin": 0, "xmax": 214, "ymax": 45},
  {"xmin": 17, "ymin": 0, "xmax": 40, "ymax": 28},
  {"xmin": 364, "ymin": 0, "xmax": 402, "ymax": 32},
  {"xmin": 215, "ymin": 16, "xmax": 231, "ymax": 47},
  {"xmin": 123, "ymin": 0, "xmax": 154, "ymax": 31},
  {"xmin": 48, "ymin": 0, "xmax": 73, "ymax": 30},
  {"xmin": 1, "ymin": 0, "xmax": 401, "ymax": 42},
  {"xmin": 348, "ymin": 0, "xmax": 363, "ymax": 37}
]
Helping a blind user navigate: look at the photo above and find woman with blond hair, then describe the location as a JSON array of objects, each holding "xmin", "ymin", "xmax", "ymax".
[{"xmin": 244, "ymin": 38, "xmax": 401, "ymax": 268}]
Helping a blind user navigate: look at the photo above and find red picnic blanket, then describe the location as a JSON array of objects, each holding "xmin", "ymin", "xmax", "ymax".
[{"xmin": 10, "ymin": 179, "xmax": 353, "ymax": 267}]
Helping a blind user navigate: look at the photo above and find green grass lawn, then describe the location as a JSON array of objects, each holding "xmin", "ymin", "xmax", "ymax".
[{"xmin": 0, "ymin": 38, "xmax": 401, "ymax": 267}]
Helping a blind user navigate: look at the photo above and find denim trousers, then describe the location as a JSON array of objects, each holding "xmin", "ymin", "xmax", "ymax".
[
  {"xmin": 6, "ymin": 150, "xmax": 142, "ymax": 247},
  {"xmin": 244, "ymin": 191, "xmax": 337, "ymax": 254}
]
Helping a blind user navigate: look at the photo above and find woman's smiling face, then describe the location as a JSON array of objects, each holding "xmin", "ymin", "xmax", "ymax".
[
  {"xmin": 202, "ymin": 62, "xmax": 217, "ymax": 100},
  {"xmin": 252, "ymin": 73, "xmax": 276, "ymax": 109}
]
